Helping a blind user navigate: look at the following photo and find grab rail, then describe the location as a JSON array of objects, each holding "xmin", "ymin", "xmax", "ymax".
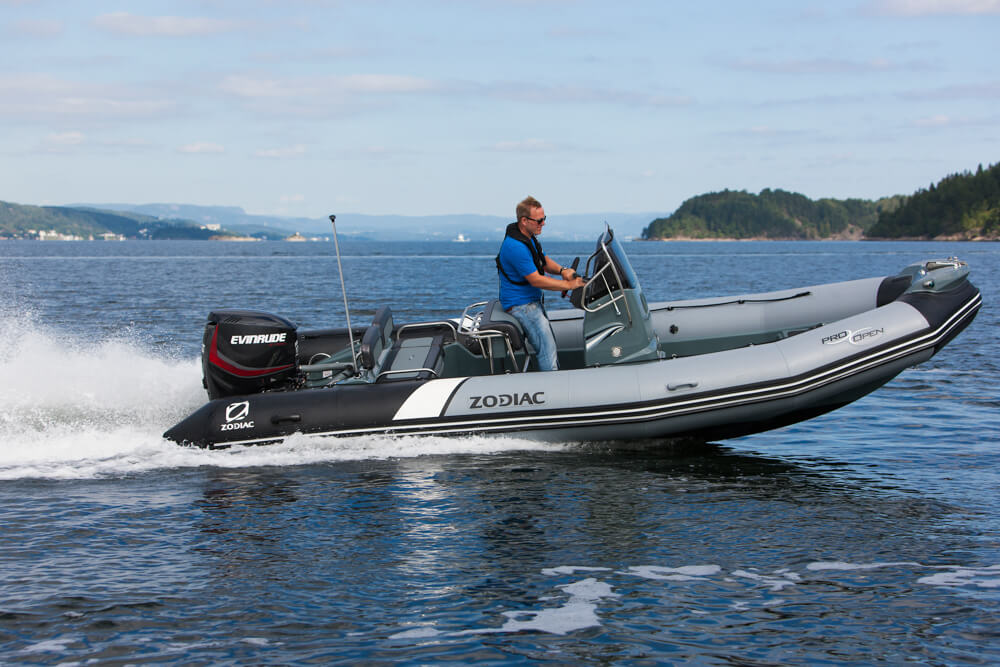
[
  {"xmin": 580, "ymin": 237, "xmax": 632, "ymax": 326},
  {"xmin": 397, "ymin": 320, "xmax": 458, "ymax": 339},
  {"xmin": 375, "ymin": 367, "xmax": 441, "ymax": 381},
  {"xmin": 299, "ymin": 361, "xmax": 354, "ymax": 373},
  {"xmin": 458, "ymin": 301, "xmax": 522, "ymax": 373}
]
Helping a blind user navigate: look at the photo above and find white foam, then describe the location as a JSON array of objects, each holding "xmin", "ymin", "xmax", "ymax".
[
  {"xmin": 495, "ymin": 598, "xmax": 602, "ymax": 635},
  {"xmin": 22, "ymin": 638, "xmax": 74, "ymax": 654},
  {"xmin": 806, "ymin": 561, "xmax": 921, "ymax": 572},
  {"xmin": 806, "ymin": 561, "xmax": 1000, "ymax": 589},
  {"xmin": 559, "ymin": 578, "xmax": 618, "ymax": 602},
  {"xmin": 391, "ymin": 627, "xmax": 443, "ymax": 639},
  {"xmin": 480, "ymin": 578, "xmax": 619, "ymax": 636},
  {"xmin": 240, "ymin": 638, "xmax": 272, "ymax": 646},
  {"xmin": 730, "ymin": 569, "xmax": 801, "ymax": 591},
  {"xmin": 0, "ymin": 315, "xmax": 568, "ymax": 480},
  {"xmin": 542, "ymin": 565, "xmax": 613, "ymax": 576},
  {"xmin": 623, "ymin": 565, "xmax": 722, "ymax": 581},
  {"xmin": 917, "ymin": 565, "xmax": 1000, "ymax": 589},
  {"xmin": 392, "ymin": 576, "xmax": 619, "ymax": 640}
]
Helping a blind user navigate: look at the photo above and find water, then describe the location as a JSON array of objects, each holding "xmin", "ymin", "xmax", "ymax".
[{"xmin": 1, "ymin": 239, "xmax": 997, "ymax": 664}]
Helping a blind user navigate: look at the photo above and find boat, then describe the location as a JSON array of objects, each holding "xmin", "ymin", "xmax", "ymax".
[
  {"xmin": 165, "ymin": 225, "xmax": 981, "ymax": 449},
  {"xmin": 453, "ymin": 233, "xmax": 471, "ymax": 242}
]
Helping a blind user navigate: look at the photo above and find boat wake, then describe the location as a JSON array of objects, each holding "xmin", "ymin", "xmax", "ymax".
[{"xmin": 0, "ymin": 315, "xmax": 564, "ymax": 480}]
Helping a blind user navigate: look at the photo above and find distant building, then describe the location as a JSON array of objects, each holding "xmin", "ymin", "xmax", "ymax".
[{"xmin": 37, "ymin": 230, "xmax": 83, "ymax": 241}]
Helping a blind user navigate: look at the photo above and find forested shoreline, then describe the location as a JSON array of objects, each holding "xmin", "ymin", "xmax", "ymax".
[{"xmin": 643, "ymin": 162, "xmax": 999, "ymax": 241}]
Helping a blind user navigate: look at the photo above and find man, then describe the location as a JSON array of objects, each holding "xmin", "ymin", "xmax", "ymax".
[{"xmin": 496, "ymin": 196, "xmax": 585, "ymax": 371}]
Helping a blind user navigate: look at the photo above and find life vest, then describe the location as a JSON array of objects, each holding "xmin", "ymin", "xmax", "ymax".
[{"xmin": 496, "ymin": 222, "xmax": 546, "ymax": 286}]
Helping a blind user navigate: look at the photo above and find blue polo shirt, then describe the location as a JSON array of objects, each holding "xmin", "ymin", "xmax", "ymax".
[{"xmin": 498, "ymin": 235, "xmax": 544, "ymax": 310}]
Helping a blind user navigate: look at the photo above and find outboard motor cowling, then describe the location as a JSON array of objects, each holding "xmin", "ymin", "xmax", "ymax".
[{"xmin": 202, "ymin": 309, "xmax": 298, "ymax": 399}]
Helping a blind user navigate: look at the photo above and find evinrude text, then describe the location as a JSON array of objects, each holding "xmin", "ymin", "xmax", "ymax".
[{"xmin": 230, "ymin": 333, "xmax": 287, "ymax": 345}]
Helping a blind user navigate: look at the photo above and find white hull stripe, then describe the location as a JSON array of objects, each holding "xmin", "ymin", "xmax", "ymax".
[
  {"xmin": 393, "ymin": 377, "xmax": 468, "ymax": 421},
  {"xmin": 218, "ymin": 292, "xmax": 980, "ymax": 446}
]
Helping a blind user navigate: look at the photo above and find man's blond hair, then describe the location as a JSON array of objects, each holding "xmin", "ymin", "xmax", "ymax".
[{"xmin": 516, "ymin": 196, "xmax": 542, "ymax": 221}]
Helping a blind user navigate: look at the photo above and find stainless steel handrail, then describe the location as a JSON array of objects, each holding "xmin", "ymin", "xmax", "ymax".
[
  {"xmin": 457, "ymin": 301, "xmax": 522, "ymax": 373},
  {"xmin": 375, "ymin": 367, "xmax": 441, "ymax": 381},
  {"xmin": 299, "ymin": 360, "xmax": 354, "ymax": 373},
  {"xmin": 580, "ymin": 237, "xmax": 632, "ymax": 325},
  {"xmin": 397, "ymin": 320, "xmax": 458, "ymax": 338}
]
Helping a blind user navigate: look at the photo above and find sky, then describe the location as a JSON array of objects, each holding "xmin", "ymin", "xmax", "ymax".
[{"xmin": 1, "ymin": 0, "xmax": 998, "ymax": 219}]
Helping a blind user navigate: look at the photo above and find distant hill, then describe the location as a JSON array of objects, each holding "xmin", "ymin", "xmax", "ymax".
[
  {"xmin": 2, "ymin": 199, "xmax": 660, "ymax": 242},
  {"xmin": 867, "ymin": 162, "xmax": 1000, "ymax": 240},
  {"xmin": 642, "ymin": 189, "xmax": 900, "ymax": 240},
  {"xmin": 77, "ymin": 204, "xmax": 663, "ymax": 241},
  {"xmin": 81, "ymin": 202, "xmax": 320, "ymax": 237},
  {"xmin": 0, "ymin": 201, "xmax": 243, "ymax": 240}
]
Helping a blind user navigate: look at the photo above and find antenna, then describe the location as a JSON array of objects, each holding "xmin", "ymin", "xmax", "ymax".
[{"xmin": 329, "ymin": 215, "xmax": 358, "ymax": 374}]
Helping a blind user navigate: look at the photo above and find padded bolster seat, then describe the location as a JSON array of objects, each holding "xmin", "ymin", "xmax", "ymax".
[
  {"xmin": 376, "ymin": 335, "xmax": 445, "ymax": 382},
  {"xmin": 360, "ymin": 305, "xmax": 394, "ymax": 370},
  {"xmin": 463, "ymin": 299, "xmax": 525, "ymax": 354}
]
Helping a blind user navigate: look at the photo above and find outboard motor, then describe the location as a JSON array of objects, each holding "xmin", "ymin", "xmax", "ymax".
[{"xmin": 202, "ymin": 309, "xmax": 298, "ymax": 399}]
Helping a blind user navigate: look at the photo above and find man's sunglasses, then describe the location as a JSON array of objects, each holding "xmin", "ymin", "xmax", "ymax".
[{"xmin": 524, "ymin": 216, "xmax": 546, "ymax": 224}]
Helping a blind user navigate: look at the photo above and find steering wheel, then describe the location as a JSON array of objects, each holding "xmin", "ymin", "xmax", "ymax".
[{"xmin": 563, "ymin": 257, "xmax": 587, "ymax": 308}]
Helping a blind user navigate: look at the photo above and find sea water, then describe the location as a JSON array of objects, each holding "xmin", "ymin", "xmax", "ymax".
[{"xmin": 0, "ymin": 239, "xmax": 997, "ymax": 664}]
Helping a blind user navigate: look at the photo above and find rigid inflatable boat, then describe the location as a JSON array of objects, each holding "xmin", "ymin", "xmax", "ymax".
[{"xmin": 165, "ymin": 226, "xmax": 981, "ymax": 449}]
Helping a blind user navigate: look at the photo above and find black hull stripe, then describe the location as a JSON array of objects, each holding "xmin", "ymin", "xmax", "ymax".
[{"xmin": 220, "ymin": 292, "xmax": 981, "ymax": 445}]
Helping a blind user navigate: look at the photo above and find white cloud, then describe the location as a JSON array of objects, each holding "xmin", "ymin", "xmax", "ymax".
[
  {"xmin": 899, "ymin": 81, "xmax": 1000, "ymax": 100},
  {"xmin": 867, "ymin": 0, "xmax": 1000, "ymax": 15},
  {"xmin": 9, "ymin": 19, "xmax": 63, "ymax": 37},
  {"xmin": 94, "ymin": 12, "xmax": 242, "ymax": 37},
  {"xmin": 218, "ymin": 73, "xmax": 684, "ymax": 116},
  {"xmin": 46, "ymin": 131, "xmax": 85, "ymax": 146},
  {"xmin": 911, "ymin": 114, "xmax": 992, "ymax": 128},
  {"xmin": 99, "ymin": 137, "xmax": 154, "ymax": 152},
  {"xmin": 752, "ymin": 93, "xmax": 869, "ymax": 108},
  {"xmin": 727, "ymin": 57, "xmax": 917, "ymax": 75},
  {"xmin": 914, "ymin": 114, "xmax": 951, "ymax": 127},
  {"xmin": 719, "ymin": 126, "xmax": 818, "ymax": 143},
  {"xmin": 255, "ymin": 144, "xmax": 306, "ymax": 158},
  {"xmin": 35, "ymin": 132, "xmax": 153, "ymax": 154},
  {"xmin": 218, "ymin": 73, "xmax": 445, "ymax": 117},
  {"xmin": 489, "ymin": 82, "xmax": 690, "ymax": 107},
  {"xmin": 280, "ymin": 194, "xmax": 305, "ymax": 203},
  {"xmin": 492, "ymin": 138, "xmax": 559, "ymax": 152},
  {"xmin": 0, "ymin": 74, "xmax": 174, "ymax": 119},
  {"xmin": 220, "ymin": 74, "xmax": 440, "ymax": 99},
  {"xmin": 178, "ymin": 142, "xmax": 225, "ymax": 154}
]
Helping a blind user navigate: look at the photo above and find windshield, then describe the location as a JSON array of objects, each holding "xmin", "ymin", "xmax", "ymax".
[{"xmin": 586, "ymin": 226, "xmax": 639, "ymax": 298}]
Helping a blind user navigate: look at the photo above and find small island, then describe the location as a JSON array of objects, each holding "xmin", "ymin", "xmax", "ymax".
[{"xmin": 642, "ymin": 162, "xmax": 999, "ymax": 241}]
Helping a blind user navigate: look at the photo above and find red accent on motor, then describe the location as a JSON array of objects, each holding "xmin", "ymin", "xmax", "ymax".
[{"xmin": 202, "ymin": 309, "xmax": 298, "ymax": 399}]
